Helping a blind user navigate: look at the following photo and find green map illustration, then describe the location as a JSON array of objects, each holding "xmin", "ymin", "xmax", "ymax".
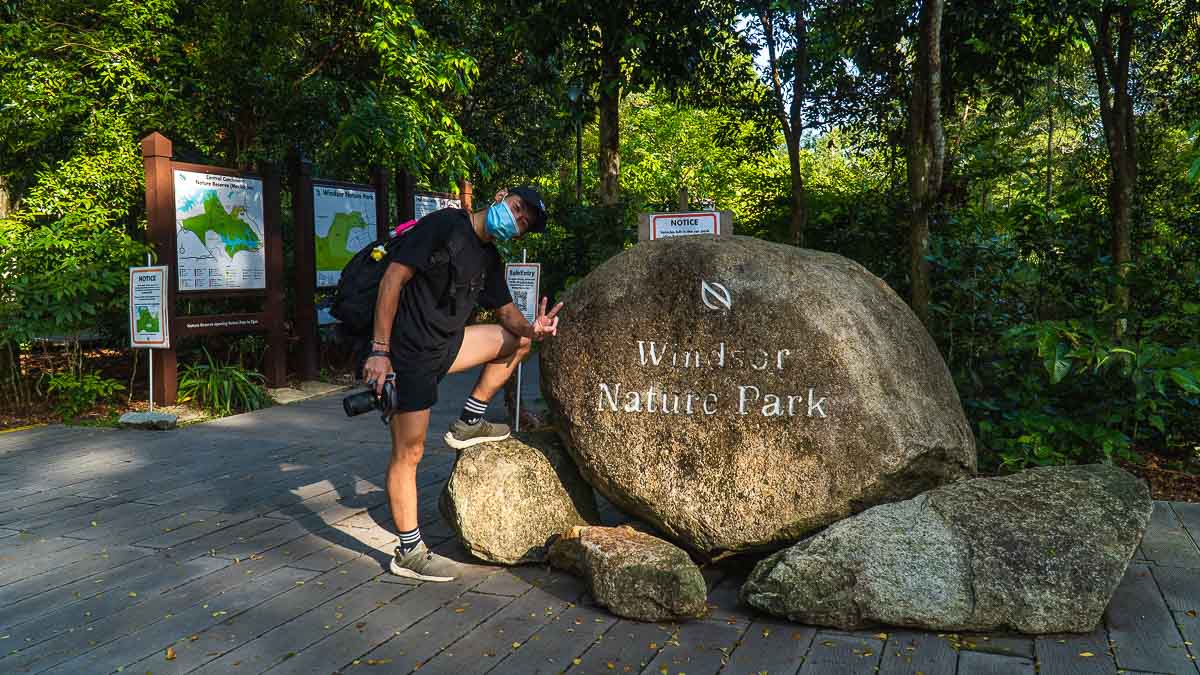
[
  {"xmin": 136, "ymin": 307, "xmax": 160, "ymax": 333},
  {"xmin": 315, "ymin": 211, "xmax": 368, "ymax": 272},
  {"xmin": 180, "ymin": 190, "xmax": 262, "ymax": 257}
]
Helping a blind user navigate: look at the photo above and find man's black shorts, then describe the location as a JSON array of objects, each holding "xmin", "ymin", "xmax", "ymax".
[{"xmin": 386, "ymin": 329, "xmax": 465, "ymax": 413}]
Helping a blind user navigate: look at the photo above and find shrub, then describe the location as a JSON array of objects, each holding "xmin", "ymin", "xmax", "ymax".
[
  {"xmin": 45, "ymin": 371, "xmax": 125, "ymax": 421},
  {"xmin": 177, "ymin": 349, "xmax": 273, "ymax": 416}
]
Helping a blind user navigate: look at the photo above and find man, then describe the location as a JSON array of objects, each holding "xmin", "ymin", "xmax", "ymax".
[{"xmin": 362, "ymin": 186, "xmax": 562, "ymax": 582}]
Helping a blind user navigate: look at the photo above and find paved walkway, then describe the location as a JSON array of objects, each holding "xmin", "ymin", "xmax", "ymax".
[{"xmin": 1, "ymin": 360, "xmax": 1198, "ymax": 675}]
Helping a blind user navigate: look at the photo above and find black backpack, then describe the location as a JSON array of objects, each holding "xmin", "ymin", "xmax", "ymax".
[{"xmin": 329, "ymin": 223, "xmax": 469, "ymax": 338}]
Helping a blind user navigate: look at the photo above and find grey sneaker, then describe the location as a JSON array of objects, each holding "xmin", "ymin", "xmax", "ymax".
[
  {"xmin": 389, "ymin": 542, "xmax": 462, "ymax": 582},
  {"xmin": 444, "ymin": 419, "xmax": 511, "ymax": 450}
]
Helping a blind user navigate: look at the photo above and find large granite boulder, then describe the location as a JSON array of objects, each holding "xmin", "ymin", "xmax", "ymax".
[
  {"xmin": 549, "ymin": 525, "xmax": 707, "ymax": 621},
  {"xmin": 741, "ymin": 464, "xmax": 1152, "ymax": 633},
  {"xmin": 540, "ymin": 236, "xmax": 975, "ymax": 558},
  {"xmin": 439, "ymin": 433, "xmax": 599, "ymax": 565}
]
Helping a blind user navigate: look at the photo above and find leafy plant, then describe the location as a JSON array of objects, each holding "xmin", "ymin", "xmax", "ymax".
[
  {"xmin": 178, "ymin": 349, "xmax": 273, "ymax": 416},
  {"xmin": 45, "ymin": 371, "xmax": 125, "ymax": 421}
]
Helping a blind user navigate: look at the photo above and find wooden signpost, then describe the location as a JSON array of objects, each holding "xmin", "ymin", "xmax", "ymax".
[
  {"xmin": 290, "ymin": 158, "xmax": 390, "ymax": 379},
  {"xmin": 140, "ymin": 132, "xmax": 286, "ymax": 404}
]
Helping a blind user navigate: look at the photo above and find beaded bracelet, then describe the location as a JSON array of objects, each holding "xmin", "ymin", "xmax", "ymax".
[{"xmin": 368, "ymin": 350, "xmax": 391, "ymax": 359}]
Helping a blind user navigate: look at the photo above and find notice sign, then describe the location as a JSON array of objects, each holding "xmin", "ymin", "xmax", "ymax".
[
  {"xmin": 313, "ymin": 185, "xmax": 376, "ymax": 287},
  {"xmin": 414, "ymin": 192, "xmax": 462, "ymax": 220},
  {"xmin": 129, "ymin": 266, "xmax": 169, "ymax": 348},
  {"xmin": 650, "ymin": 212, "xmax": 720, "ymax": 240},
  {"xmin": 505, "ymin": 263, "xmax": 541, "ymax": 325}
]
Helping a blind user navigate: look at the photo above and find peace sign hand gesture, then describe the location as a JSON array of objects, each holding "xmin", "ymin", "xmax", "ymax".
[{"xmin": 532, "ymin": 297, "xmax": 564, "ymax": 341}]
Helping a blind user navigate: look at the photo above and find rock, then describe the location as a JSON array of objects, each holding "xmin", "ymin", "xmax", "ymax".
[
  {"xmin": 741, "ymin": 464, "xmax": 1152, "ymax": 633},
  {"xmin": 540, "ymin": 236, "xmax": 975, "ymax": 558},
  {"xmin": 118, "ymin": 411, "xmax": 177, "ymax": 430},
  {"xmin": 439, "ymin": 433, "xmax": 598, "ymax": 565},
  {"xmin": 549, "ymin": 525, "xmax": 707, "ymax": 621}
]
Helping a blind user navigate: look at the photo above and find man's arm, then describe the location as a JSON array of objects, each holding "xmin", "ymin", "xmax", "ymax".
[
  {"xmin": 495, "ymin": 302, "xmax": 533, "ymax": 340},
  {"xmin": 364, "ymin": 262, "xmax": 415, "ymax": 393},
  {"xmin": 372, "ymin": 262, "xmax": 415, "ymax": 345}
]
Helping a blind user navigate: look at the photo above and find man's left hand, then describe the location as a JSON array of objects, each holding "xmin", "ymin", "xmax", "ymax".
[{"xmin": 532, "ymin": 296, "xmax": 563, "ymax": 340}]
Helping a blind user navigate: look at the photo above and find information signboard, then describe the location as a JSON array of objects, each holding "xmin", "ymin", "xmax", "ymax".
[
  {"xmin": 173, "ymin": 170, "xmax": 267, "ymax": 291},
  {"xmin": 650, "ymin": 211, "xmax": 720, "ymax": 240},
  {"xmin": 312, "ymin": 184, "xmax": 376, "ymax": 287},
  {"xmin": 505, "ymin": 262, "xmax": 541, "ymax": 324},
  {"xmin": 414, "ymin": 192, "xmax": 461, "ymax": 220},
  {"xmin": 129, "ymin": 266, "xmax": 169, "ymax": 348}
]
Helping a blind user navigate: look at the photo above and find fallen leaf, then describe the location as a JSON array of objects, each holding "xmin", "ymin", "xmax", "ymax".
[
  {"xmin": 1189, "ymin": 610, "xmax": 1198, "ymax": 618},
  {"xmin": 166, "ymin": 646, "xmax": 177, "ymax": 660},
  {"xmin": 128, "ymin": 592, "xmax": 137, "ymax": 598},
  {"xmin": 512, "ymin": 642, "xmax": 521, "ymax": 649},
  {"xmin": 761, "ymin": 628, "xmax": 771, "ymax": 638},
  {"xmin": 365, "ymin": 659, "xmax": 392, "ymax": 665},
  {"xmin": 650, "ymin": 642, "xmax": 658, "ymax": 649},
  {"xmin": 573, "ymin": 659, "xmax": 582, "ymax": 665},
  {"xmin": 189, "ymin": 635, "xmax": 199, "ymax": 641},
  {"xmin": 875, "ymin": 633, "xmax": 888, "ymax": 640},
  {"xmin": 1079, "ymin": 652, "xmax": 1095, "ymax": 657},
  {"xmin": 91, "ymin": 521, "xmax": 97, "ymax": 527}
]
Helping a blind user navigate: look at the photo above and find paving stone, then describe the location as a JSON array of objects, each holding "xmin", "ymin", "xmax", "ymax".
[
  {"xmin": 1174, "ymin": 610, "xmax": 1200, "ymax": 673},
  {"xmin": 565, "ymin": 619, "xmax": 675, "ymax": 674},
  {"xmin": 277, "ymin": 578, "xmax": 503, "ymax": 674},
  {"xmin": 0, "ymin": 550, "xmax": 296, "ymax": 672},
  {"xmin": 1105, "ymin": 564, "xmax": 1195, "ymax": 674},
  {"xmin": 188, "ymin": 578, "xmax": 411, "ymax": 674},
  {"xmin": 1154, "ymin": 565, "xmax": 1200, "ymax": 612},
  {"xmin": 414, "ymin": 572, "xmax": 586, "ymax": 675},
  {"xmin": 0, "ymin": 544, "xmax": 146, "ymax": 603},
  {"xmin": 1034, "ymin": 628, "xmax": 1118, "ymax": 675},
  {"xmin": 488, "ymin": 601, "xmax": 616, "ymax": 674},
  {"xmin": 39, "ymin": 565, "xmax": 316, "ymax": 675},
  {"xmin": 957, "ymin": 649, "xmax": 1035, "ymax": 674},
  {"xmin": 124, "ymin": 556, "xmax": 384, "ymax": 675},
  {"xmin": 1, "ymin": 556, "xmax": 230, "ymax": 652},
  {"xmin": 879, "ymin": 630, "xmax": 957, "ymax": 675},
  {"xmin": 638, "ymin": 617, "xmax": 745, "ymax": 675},
  {"xmin": 1140, "ymin": 502, "xmax": 1200, "ymax": 568},
  {"xmin": 720, "ymin": 618, "xmax": 813, "ymax": 674},
  {"xmin": 470, "ymin": 569, "xmax": 535, "ymax": 597},
  {"xmin": 800, "ymin": 632, "xmax": 884, "ymax": 675}
]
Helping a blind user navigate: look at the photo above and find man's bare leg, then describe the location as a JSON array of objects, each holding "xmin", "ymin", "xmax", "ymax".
[
  {"xmin": 385, "ymin": 407, "xmax": 463, "ymax": 581},
  {"xmin": 443, "ymin": 325, "xmax": 532, "ymax": 449},
  {"xmin": 447, "ymin": 324, "xmax": 532, "ymax": 381},
  {"xmin": 386, "ymin": 408, "xmax": 429, "ymax": 534}
]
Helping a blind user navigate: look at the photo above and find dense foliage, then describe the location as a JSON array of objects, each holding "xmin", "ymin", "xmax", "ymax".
[{"xmin": 0, "ymin": 0, "xmax": 1196, "ymax": 470}]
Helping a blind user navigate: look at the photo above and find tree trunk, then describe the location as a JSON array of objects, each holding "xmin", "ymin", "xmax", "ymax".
[
  {"xmin": 597, "ymin": 45, "xmax": 621, "ymax": 206},
  {"xmin": 1082, "ymin": 5, "xmax": 1136, "ymax": 321},
  {"xmin": 786, "ymin": 136, "xmax": 807, "ymax": 246},
  {"xmin": 1046, "ymin": 70, "xmax": 1055, "ymax": 207},
  {"xmin": 907, "ymin": 0, "xmax": 945, "ymax": 325}
]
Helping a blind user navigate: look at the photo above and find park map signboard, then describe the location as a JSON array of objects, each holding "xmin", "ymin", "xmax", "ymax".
[
  {"xmin": 313, "ymin": 185, "xmax": 376, "ymax": 287},
  {"xmin": 414, "ymin": 192, "xmax": 461, "ymax": 220},
  {"xmin": 173, "ymin": 170, "xmax": 267, "ymax": 291}
]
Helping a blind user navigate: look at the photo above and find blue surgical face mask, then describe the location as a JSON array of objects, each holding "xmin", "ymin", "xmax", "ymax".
[{"xmin": 485, "ymin": 201, "xmax": 519, "ymax": 240}]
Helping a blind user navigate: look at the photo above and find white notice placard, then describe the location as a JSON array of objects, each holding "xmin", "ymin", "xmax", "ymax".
[
  {"xmin": 173, "ymin": 169, "xmax": 266, "ymax": 291},
  {"xmin": 650, "ymin": 211, "xmax": 720, "ymax": 240},
  {"xmin": 505, "ymin": 263, "xmax": 541, "ymax": 325},
  {"xmin": 414, "ymin": 192, "xmax": 462, "ymax": 220},
  {"xmin": 129, "ymin": 266, "xmax": 169, "ymax": 348}
]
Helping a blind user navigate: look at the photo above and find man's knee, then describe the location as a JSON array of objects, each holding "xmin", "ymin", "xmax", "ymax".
[
  {"xmin": 500, "ymin": 329, "xmax": 533, "ymax": 360},
  {"xmin": 390, "ymin": 439, "xmax": 424, "ymax": 466}
]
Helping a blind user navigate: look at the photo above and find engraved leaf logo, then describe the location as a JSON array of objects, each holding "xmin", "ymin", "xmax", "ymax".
[{"xmin": 701, "ymin": 280, "xmax": 732, "ymax": 311}]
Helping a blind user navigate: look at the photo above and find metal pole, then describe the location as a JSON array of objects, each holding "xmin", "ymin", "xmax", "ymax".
[
  {"xmin": 146, "ymin": 253, "xmax": 154, "ymax": 413},
  {"xmin": 514, "ymin": 248, "xmax": 526, "ymax": 432}
]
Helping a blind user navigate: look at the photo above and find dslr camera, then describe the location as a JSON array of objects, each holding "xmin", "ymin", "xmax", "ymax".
[{"xmin": 342, "ymin": 373, "xmax": 400, "ymax": 423}]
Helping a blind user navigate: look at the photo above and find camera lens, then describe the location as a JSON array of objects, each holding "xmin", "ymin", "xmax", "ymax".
[{"xmin": 342, "ymin": 389, "xmax": 378, "ymax": 417}]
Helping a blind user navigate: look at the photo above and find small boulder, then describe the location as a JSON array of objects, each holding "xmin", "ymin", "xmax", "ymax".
[
  {"xmin": 549, "ymin": 525, "xmax": 707, "ymax": 621},
  {"xmin": 439, "ymin": 433, "xmax": 598, "ymax": 565},
  {"xmin": 741, "ymin": 464, "xmax": 1152, "ymax": 633},
  {"xmin": 118, "ymin": 411, "xmax": 177, "ymax": 430}
]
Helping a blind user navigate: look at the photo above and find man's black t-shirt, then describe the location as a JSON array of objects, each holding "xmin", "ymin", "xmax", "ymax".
[{"xmin": 386, "ymin": 208, "xmax": 511, "ymax": 367}]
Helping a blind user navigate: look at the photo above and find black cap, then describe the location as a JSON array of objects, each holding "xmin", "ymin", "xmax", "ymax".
[{"xmin": 508, "ymin": 186, "xmax": 548, "ymax": 233}]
